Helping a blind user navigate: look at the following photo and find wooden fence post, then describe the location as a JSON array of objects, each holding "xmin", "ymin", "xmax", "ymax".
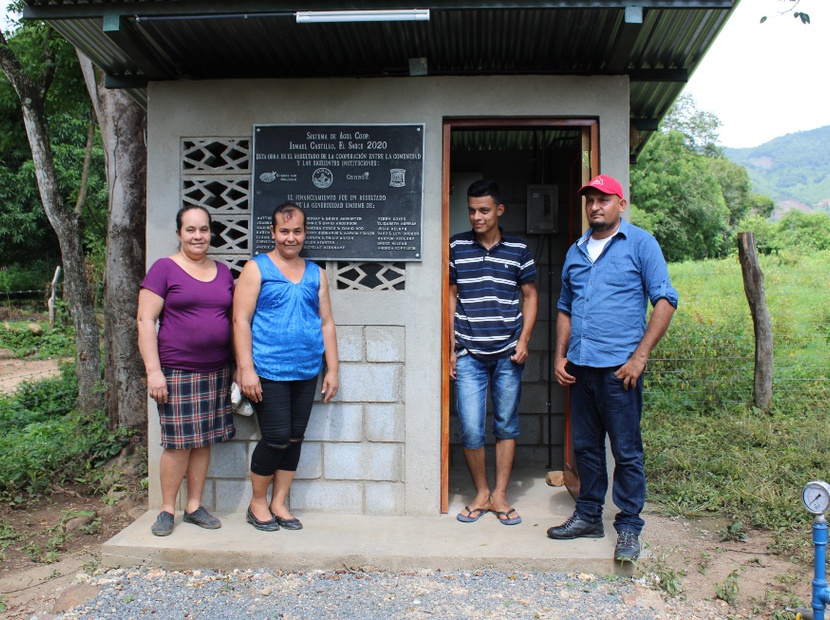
[
  {"xmin": 737, "ymin": 232, "xmax": 773, "ymax": 411},
  {"xmin": 48, "ymin": 266, "xmax": 62, "ymax": 329}
]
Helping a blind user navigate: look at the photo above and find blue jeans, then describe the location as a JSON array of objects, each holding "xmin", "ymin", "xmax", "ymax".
[
  {"xmin": 569, "ymin": 364, "xmax": 645, "ymax": 535},
  {"xmin": 455, "ymin": 353, "xmax": 523, "ymax": 450}
]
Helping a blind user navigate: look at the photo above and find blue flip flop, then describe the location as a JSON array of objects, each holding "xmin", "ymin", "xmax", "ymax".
[
  {"xmin": 457, "ymin": 506, "xmax": 490, "ymax": 523},
  {"xmin": 494, "ymin": 508, "xmax": 522, "ymax": 525}
]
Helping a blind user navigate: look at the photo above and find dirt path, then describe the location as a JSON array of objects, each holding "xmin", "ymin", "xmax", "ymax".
[
  {"xmin": 643, "ymin": 509, "xmax": 810, "ymax": 618},
  {"xmin": 0, "ymin": 357, "xmax": 63, "ymax": 394}
]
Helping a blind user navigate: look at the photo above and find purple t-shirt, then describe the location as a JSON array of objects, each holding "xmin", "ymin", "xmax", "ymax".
[{"xmin": 140, "ymin": 257, "xmax": 234, "ymax": 372}]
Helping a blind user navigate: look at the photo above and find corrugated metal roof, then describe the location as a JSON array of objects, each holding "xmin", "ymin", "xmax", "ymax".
[{"xmin": 22, "ymin": 0, "xmax": 738, "ymax": 159}]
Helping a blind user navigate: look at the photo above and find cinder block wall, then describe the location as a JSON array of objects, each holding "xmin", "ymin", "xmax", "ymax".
[{"xmin": 198, "ymin": 325, "xmax": 406, "ymax": 514}]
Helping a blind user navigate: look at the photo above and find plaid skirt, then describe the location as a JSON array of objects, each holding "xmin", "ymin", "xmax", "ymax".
[{"xmin": 158, "ymin": 365, "xmax": 236, "ymax": 449}]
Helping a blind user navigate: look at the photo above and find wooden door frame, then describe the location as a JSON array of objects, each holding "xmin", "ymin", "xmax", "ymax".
[{"xmin": 441, "ymin": 117, "xmax": 599, "ymax": 512}]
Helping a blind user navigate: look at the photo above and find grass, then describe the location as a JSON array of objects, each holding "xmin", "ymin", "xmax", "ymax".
[
  {"xmin": 714, "ymin": 567, "xmax": 742, "ymax": 605},
  {"xmin": 0, "ymin": 510, "xmax": 101, "ymax": 568},
  {"xmin": 638, "ymin": 548, "xmax": 686, "ymax": 597},
  {"xmin": 643, "ymin": 249, "xmax": 830, "ymax": 557}
]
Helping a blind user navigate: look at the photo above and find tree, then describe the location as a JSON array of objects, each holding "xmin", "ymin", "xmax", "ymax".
[
  {"xmin": 631, "ymin": 130, "xmax": 731, "ymax": 262},
  {"xmin": 761, "ymin": 0, "xmax": 810, "ymax": 24},
  {"xmin": 741, "ymin": 210, "xmax": 830, "ymax": 254},
  {"xmin": 2, "ymin": 6, "xmax": 147, "ymax": 430},
  {"xmin": 773, "ymin": 210, "xmax": 830, "ymax": 252},
  {"xmin": 661, "ymin": 93, "xmax": 722, "ymax": 157},
  {"xmin": 749, "ymin": 193, "xmax": 775, "ymax": 220},
  {"xmin": 706, "ymin": 156, "xmax": 754, "ymax": 228},
  {"xmin": 632, "ymin": 96, "xmax": 779, "ymax": 262},
  {"xmin": 0, "ymin": 20, "xmax": 106, "ymax": 269},
  {"xmin": 0, "ymin": 23, "xmax": 101, "ymax": 414},
  {"xmin": 78, "ymin": 52, "xmax": 147, "ymax": 431}
]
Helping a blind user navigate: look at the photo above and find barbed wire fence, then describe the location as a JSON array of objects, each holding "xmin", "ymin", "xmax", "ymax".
[
  {"xmin": 643, "ymin": 260, "xmax": 830, "ymax": 412},
  {"xmin": 1, "ymin": 273, "xmax": 67, "ymax": 393},
  {"xmin": 0, "ymin": 363, "xmax": 63, "ymax": 394}
]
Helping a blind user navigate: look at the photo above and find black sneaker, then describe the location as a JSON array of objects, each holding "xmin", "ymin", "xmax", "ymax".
[
  {"xmin": 151, "ymin": 511, "xmax": 174, "ymax": 537},
  {"xmin": 546, "ymin": 513, "xmax": 604, "ymax": 539},
  {"xmin": 614, "ymin": 531, "xmax": 641, "ymax": 561},
  {"xmin": 183, "ymin": 506, "xmax": 222, "ymax": 529}
]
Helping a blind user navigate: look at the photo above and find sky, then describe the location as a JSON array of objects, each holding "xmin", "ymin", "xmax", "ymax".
[
  {"xmin": 684, "ymin": 0, "xmax": 830, "ymax": 149},
  {"xmin": 2, "ymin": 0, "xmax": 828, "ymax": 150}
]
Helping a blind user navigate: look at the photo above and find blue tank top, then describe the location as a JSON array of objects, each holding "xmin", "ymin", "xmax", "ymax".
[{"xmin": 251, "ymin": 253, "xmax": 325, "ymax": 381}]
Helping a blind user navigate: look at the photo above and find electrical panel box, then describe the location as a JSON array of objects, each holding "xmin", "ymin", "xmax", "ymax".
[{"xmin": 526, "ymin": 185, "xmax": 558, "ymax": 234}]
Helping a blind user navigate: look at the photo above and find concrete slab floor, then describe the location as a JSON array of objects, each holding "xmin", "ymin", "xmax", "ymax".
[{"xmin": 103, "ymin": 470, "xmax": 635, "ymax": 575}]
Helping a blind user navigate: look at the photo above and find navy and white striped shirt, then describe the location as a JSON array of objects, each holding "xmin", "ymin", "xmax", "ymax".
[{"xmin": 450, "ymin": 229, "xmax": 537, "ymax": 360}]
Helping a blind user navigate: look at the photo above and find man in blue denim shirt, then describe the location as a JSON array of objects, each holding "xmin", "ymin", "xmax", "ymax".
[{"xmin": 547, "ymin": 174, "xmax": 678, "ymax": 561}]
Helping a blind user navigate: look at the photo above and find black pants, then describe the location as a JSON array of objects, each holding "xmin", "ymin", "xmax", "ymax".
[{"xmin": 250, "ymin": 377, "xmax": 317, "ymax": 476}]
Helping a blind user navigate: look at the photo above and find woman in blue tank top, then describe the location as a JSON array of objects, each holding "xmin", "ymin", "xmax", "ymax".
[{"xmin": 234, "ymin": 202, "xmax": 339, "ymax": 532}]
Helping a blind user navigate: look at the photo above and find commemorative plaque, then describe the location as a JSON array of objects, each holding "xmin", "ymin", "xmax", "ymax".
[{"xmin": 252, "ymin": 124, "xmax": 424, "ymax": 260}]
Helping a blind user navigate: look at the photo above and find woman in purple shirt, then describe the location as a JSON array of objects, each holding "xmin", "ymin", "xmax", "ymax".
[{"xmin": 137, "ymin": 205, "xmax": 236, "ymax": 537}]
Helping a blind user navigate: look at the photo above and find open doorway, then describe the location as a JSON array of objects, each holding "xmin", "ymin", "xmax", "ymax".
[{"xmin": 441, "ymin": 119, "xmax": 598, "ymax": 513}]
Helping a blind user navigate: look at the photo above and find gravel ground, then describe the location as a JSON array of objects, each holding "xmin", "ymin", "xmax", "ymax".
[{"xmin": 56, "ymin": 567, "xmax": 664, "ymax": 619}]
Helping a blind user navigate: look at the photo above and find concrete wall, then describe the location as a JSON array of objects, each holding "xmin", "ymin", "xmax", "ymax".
[{"xmin": 145, "ymin": 74, "xmax": 630, "ymax": 516}]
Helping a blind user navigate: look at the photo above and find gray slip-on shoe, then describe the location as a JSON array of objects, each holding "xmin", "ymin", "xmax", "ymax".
[
  {"xmin": 246, "ymin": 507, "xmax": 280, "ymax": 532},
  {"xmin": 151, "ymin": 511, "xmax": 175, "ymax": 537},
  {"xmin": 183, "ymin": 506, "xmax": 222, "ymax": 529},
  {"xmin": 274, "ymin": 515, "xmax": 303, "ymax": 531}
]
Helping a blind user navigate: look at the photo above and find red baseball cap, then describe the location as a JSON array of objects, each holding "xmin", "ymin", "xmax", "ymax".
[{"xmin": 577, "ymin": 174, "xmax": 625, "ymax": 200}]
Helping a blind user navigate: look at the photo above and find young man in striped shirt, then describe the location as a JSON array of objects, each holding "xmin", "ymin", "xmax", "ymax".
[{"xmin": 449, "ymin": 179, "xmax": 538, "ymax": 526}]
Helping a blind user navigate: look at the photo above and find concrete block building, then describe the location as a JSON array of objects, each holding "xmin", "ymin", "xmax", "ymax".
[{"xmin": 26, "ymin": 0, "xmax": 737, "ymax": 517}]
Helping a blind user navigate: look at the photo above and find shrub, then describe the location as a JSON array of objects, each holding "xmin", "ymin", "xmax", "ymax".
[
  {"xmin": 0, "ymin": 259, "xmax": 57, "ymax": 296},
  {"xmin": 0, "ymin": 323, "xmax": 76, "ymax": 358},
  {"xmin": 0, "ymin": 364, "xmax": 128, "ymax": 499}
]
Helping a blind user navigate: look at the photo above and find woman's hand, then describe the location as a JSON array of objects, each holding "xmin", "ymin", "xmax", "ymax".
[
  {"xmin": 147, "ymin": 369, "xmax": 168, "ymax": 404},
  {"xmin": 321, "ymin": 369, "xmax": 339, "ymax": 404},
  {"xmin": 239, "ymin": 367, "xmax": 263, "ymax": 403}
]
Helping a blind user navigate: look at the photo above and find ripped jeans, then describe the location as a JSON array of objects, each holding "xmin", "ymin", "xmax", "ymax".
[{"xmin": 250, "ymin": 377, "xmax": 317, "ymax": 476}]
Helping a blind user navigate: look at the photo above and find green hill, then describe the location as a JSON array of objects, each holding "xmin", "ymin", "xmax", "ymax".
[{"xmin": 724, "ymin": 125, "xmax": 830, "ymax": 217}]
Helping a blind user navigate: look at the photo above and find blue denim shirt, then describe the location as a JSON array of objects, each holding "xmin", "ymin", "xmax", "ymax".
[{"xmin": 558, "ymin": 219, "xmax": 678, "ymax": 368}]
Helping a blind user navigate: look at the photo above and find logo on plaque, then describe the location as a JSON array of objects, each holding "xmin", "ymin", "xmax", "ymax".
[
  {"xmin": 259, "ymin": 171, "xmax": 277, "ymax": 183},
  {"xmin": 312, "ymin": 168, "xmax": 334, "ymax": 189},
  {"xmin": 389, "ymin": 168, "xmax": 406, "ymax": 188}
]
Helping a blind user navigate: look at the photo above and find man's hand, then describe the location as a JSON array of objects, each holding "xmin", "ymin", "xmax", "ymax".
[
  {"xmin": 554, "ymin": 357, "xmax": 575, "ymax": 386},
  {"xmin": 449, "ymin": 350, "xmax": 457, "ymax": 380},
  {"xmin": 613, "ymin": 298, "xmax": 675, "ymax": 390},
  {"xmin": 510, "ymin": 341, "xmax": 530, "ymax": 365},
  {"xmin": 614, "ymin": 357, "xmax": 646, "ymax": 390}
]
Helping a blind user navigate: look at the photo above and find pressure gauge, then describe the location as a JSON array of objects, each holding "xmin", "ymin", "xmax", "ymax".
[{"xmin": 802, "ymin": 481, "xmax": 830, "ymax": 515}]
